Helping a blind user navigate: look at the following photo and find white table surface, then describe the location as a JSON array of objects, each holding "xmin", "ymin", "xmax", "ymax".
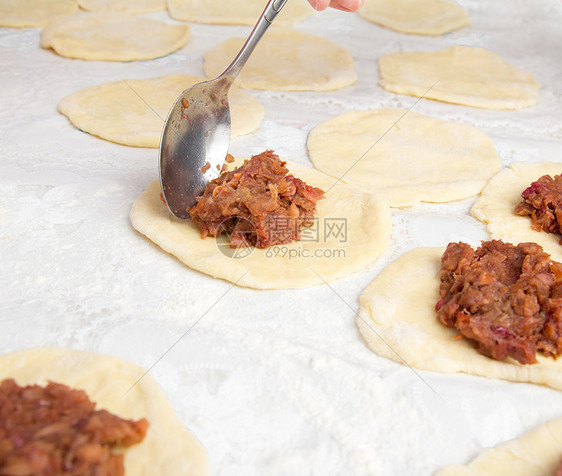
[{"xmin": 1, "ymin": 1, "xmax": 562, "ymax": 474}]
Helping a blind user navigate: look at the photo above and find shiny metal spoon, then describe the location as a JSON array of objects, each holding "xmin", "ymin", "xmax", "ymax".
[{"xmin": 159, "ymin": 0, "xmax": 288, "ymax": 218}]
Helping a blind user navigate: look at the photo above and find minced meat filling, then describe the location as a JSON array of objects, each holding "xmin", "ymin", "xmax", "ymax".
[
  {"xmin": 0, "ymin": 379, "xmax": 148, "ymax": 476},
  {"xmin": 436, "ymin": 240, "xmax": 562, "ymax": 365},
  {"xmin": 515, "ymin": 174, "xmax": 562, "ymax": 241},
  {"xmin": 189, "ymin": 150, "xmax": 324, "ymax": 248}
]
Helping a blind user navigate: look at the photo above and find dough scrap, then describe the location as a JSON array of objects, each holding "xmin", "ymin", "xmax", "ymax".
[
  {"xmin": 167, "ymin": 0, "xmax": 312, "ymax": 26},
  {"xmin": 471, "ymin": 162, "xmax": 562, "ymax": 263},
  {"xmin": 0, "ymin": 347, "xmax": 209, "ymax": 476},
  {"xmin": 203, "ymin": 29, "xmax": 356, "ymax": 91},
  {"xmin": 436, "ymin": 417, "xmax": 562, "ymax": 476},
  {"xmin": 378, "ymin": 46, "xmax": 539, "ymax": 109},
  {"xmin": 58, "ymin": 74, "xmax": 264, "ymax": 148},
  {"xmin": 307, "ymin": 109, "xmax": 500, "ymax": 207},
  {"xmin": 0, "ymin": 0, "xmax": 78, "ymax": 28},
  {"xmin": 359, "ymin": 0, "xmax": 468, "ymax": 36},
  {"xmin": 77, "ymin": 0, "xmax": 166, "ymax": 14},
  {"xmin": 130, "ymin": 159, "xmax": 391, "ymax": 289},
  {"xmin": 41, "ymin": 11, "xmax": 189, "ymax": 61},
  {"xmin": 358, "ymin": 247, "xmax": 562, "ymax": 390}
]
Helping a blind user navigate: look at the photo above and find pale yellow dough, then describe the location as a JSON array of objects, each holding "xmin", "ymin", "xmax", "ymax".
[
  {"xmin": 0, "ymin": 0, "xmax": 78, "ymax": 28},
  {"xmin": 436, "ymin": 417, "xmax": 562, "ymax": 475},
  {"xmin": 41, "ymin": 11, "xmax": 189, "ymax": 61},
  {"xmin": 77, "ymin": 0, "xmax": 166, "ymax": 14},
  {"xmin": 378, "ymin": 46, "xmax": 539, "ymax": 109},
  {"xmin": 360, "ymin": 0, "xmax": 468, "ymax": 36},
  {"xmin": 471, "ymin": 162, "xmax": 562, "ymax": 262},
  {"xmin": 130, "ymin": 159, "xmax": 391, "ymax": 289},
  {"xmin": 58, "ymin": 74, "xmax": 264, "ymax": 148},
  {"xmin": 167, "ymin": 0, "xmax": 312, "ymax": 26},
  {"xmin": 204, "ymin": 29, "xmax": 356, "ymax": 91},
  {"xmin": 0, "ymin": 347, "xmax": 209, "ymax": 476},
  {"xmin": 307, "ymin": 109, "xmax": 500, "ymax": 207},
  {"xmin": 358, "ymin": 247, "xmax": 562, "ymax": 390}
]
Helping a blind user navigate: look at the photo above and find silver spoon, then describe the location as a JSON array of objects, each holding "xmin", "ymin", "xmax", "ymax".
[{"xmin": 159, "ymin": 0, "xmax": 289, "ymax": 218}]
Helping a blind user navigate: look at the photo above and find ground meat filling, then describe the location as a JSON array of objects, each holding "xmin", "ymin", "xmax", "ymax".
[
  {"xmin": 189, "ymin": 150, "xmax": 325, "ymax": 248},
  {"xmin": 0, "ymin": 379, "xmax": 148, "ymax": 476},
  {"xmin": 515, "ymin": 174, "xmax": 562, "ymax": 241},
  {"xmin": 436, "ymin": 240, "xmax": 562, "ymax": 365}
]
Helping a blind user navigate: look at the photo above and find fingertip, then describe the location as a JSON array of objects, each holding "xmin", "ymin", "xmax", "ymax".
[
  {"xmin": 309, "ymin": 0, "xmax": 330, "ymax": 11},
  {"xmin": 329, "ymin": 0, "xmax": 363, "ymax": 12}
]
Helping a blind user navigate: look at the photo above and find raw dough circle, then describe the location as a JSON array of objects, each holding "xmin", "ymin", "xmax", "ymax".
[
  {"xmin": 77, "ymin": 0, "xmax": 166, "ymax": 14},
  {"xmin": 58, "ymin": 74, "xmax": 264, "ymax": 148},
  {"xmin": 307, "ymin": 109, "xmax": 500, "ymax": 207},
  {"xmin": 167, "ymin": 0, "xmax": 312, "ymax": 26},
  {"xmin": 203, "ymin": 29, "xmax": 356, "ymax": 91},
  {"xmin": 0, "ymin": 347, "xmax": 209, "ymax": 476},
  {"xmin": 436, "ymin": 417, "xmax": 562, "ymax": 475},
  {"xmin": 359, "ymin": 0, "xmax": 469, "ymax": 36},
  {"xmin": 358, "ymin": 247, "xmax": 562, "ymax": 390},
  {"xmin": 130, "ymin": 159, "xmax": 391, "ymax": 289},
  {"xmin": 0, "ymin": 0, "xmax": 78, "ymax": 28},
  {"xmin": 471, "ymin": 162, "xmax": 562, "ymax": 262},
  {"xmin": 378, "ymin": 46, "xmax": 540, "ymax": 109},
  {"xmin": 41, "ymin": 11, "xmax": 190, "ymax": 61}
]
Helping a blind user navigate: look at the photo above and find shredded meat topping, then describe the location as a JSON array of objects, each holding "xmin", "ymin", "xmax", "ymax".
[
  {"xmin": 189, "ymin": 150, "xmax": 324, "ymax": 248},
  {"xmin": 0, "ymin": 379, "xmax": 148, "ymax": 476},
  {"xmin": 436, "ymin": 240, "xmax": 562, "ymax": 365},
  {"xmin": 515, "ymin": 174, "xmax": 562, "ymax": 241}
]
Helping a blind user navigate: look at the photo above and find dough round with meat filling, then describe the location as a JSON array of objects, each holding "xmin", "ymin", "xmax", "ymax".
[
  {"xmin": 130, "ymin": 158, "xmax": 391, "ymax": 289},
  {"xmin": 0, "ymin": 347, "xmax": 209, "ymax": 476},
  {"xmin": 0, "ymin": 0, "xmax": 78, "ymax": 28},
  {"xmin": 436, "ymin": 417, "xmax": 562, "ymax": 475},
  {"xmin": 203, "ymin": 29, "xmax": 356, "ymax": 91},
  {"xmin": 58, "ymin": 74, "xmax": 264, "ymax": 148},
  {"xmin": 307, "ymin": 109, "xmax": 500, "ymax": 207},
  {"xmin": 359, "ymin": 0, "xmax": 469, "ymax": 36},
  {"xmin": 41, "ymin": 11, "xmax": 189, "ymax": 61},
  {"xmin": 471, "ymin": 162, "xmax": 562, "ymax": 262},
  {"xmin": 167, "ymin": 0, "xmax": 312, "ymax": 26},
  {"xmin": 77, "ymin": 0, "xmax": 166, "ymax": 14},
  {"xmin": 358, "ymin": 247, "xmax": 562, "ymax": 390},
  {"xmin": 378, "ymin": 46, "xmax": 539, "ymax": 109}
]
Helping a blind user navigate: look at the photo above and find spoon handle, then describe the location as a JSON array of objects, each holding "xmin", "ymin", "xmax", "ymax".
[{"xmin": 218, "ymin": 0, "xmax": 289, "ymax": 82}]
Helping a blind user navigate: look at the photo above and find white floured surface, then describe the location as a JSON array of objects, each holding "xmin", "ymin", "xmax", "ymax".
[{"xmin": 0, "ymin": 1, "xmax": 561, "ymax": 475}]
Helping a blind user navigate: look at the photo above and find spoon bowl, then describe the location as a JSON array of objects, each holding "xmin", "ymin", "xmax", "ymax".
[{"xmin": 160, "ymin": 0, "xmax": 288, "ymax": 218}]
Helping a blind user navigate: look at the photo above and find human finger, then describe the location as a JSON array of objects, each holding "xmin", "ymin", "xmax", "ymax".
[
  {"xmin": 307, "ymin": 0, "xmax": 331, "ymax": 11},
  {"xmin": 329, "ymin": 0, "xmax": 363, "ymax": 12}
]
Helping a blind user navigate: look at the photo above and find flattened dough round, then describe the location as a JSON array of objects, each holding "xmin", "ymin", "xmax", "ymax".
[
  {"xmin": 58, "ymin": 74, "xmax": 264, "ymax": 148},
  {"xmin": 0, "ymin": 347, "xmax": 209, "ymax": 476},
  {"xmin": 358, "ymin": 247, "xmax": 562, "ymax": 390},
  {"xmin": 130, "ymin": 159, "xmax": 391, "ymax": 289},
  {"xmin": 168, "ymin": 0, "xmax": 312, "ymax": 26},
  {"xmin": 471, "ymin": 162, "xmax": 562, "ymax": 262},
  {"xmin": 436, "ymin": 417, "xmax": 562, "ymax": 476},
  {"xmin": 203, "ymin": 29, "xmax": 356, "ymax": 91},
  {"xmin": 0, "ymin": 0, "xmax": 78, "ymax": 28},
  {"xmin": 77, "ymin": 0, "xmax": 166, "ymax": 14},
  {"xmin": 359, "ymin": 0, "xmax": 468, "ymax": 36},
  {"xmin": 378, "ymin": 46, "xmax": 539, "ymax": 109},
  {"xmin": 307, "ymin": 109, "xmax": 500, "ymax": 207},
  {"xmin": 41, "ymin": 11, "xmax": 189, "ymax": 61}
]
